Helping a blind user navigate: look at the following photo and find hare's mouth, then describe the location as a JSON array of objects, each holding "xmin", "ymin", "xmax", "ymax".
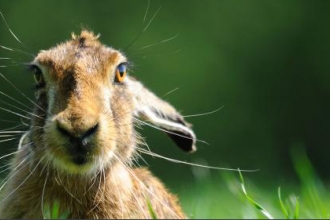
[
  {"xmin": 71, "ymin": 153, "xmax": 90, "ymax": 165},
  {"xmin": 48, "ymin": 146, "xmax": 99, "ymax": 174},
  {"xmin": 66, "ymin": 141, "xmax": 94, "ymax": 165}
]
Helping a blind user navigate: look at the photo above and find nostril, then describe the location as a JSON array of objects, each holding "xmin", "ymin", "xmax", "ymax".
[
  {"xmin": 56, "ymin": 121, "xmax": 98, "ymax": 141},
  {"xmin": 56, "ymin": 122, "xmax": 72, "ymax": 138},
  {"xmin": 82, "ymin": 123, "xmax": 99, "ymax": 140}
]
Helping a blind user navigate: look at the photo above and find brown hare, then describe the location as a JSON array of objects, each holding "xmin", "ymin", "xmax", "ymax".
[{"xmin": 0, "ymin": 30, "xmax": 197, "ymax": 218}]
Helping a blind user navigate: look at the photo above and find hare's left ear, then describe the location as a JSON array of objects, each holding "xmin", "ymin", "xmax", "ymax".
[{"xmin": 128, "ymin": 77, "xmax": 196, "ymax": 153}]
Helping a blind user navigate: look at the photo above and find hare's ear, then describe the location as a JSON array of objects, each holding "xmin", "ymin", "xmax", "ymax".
[{"xmin": 128, "ymin": 77, "xmax": 196, "ymax": 153}]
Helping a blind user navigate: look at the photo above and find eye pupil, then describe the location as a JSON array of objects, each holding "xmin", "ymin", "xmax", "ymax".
[{"xmin": 115, "ymin": 63, "xmax": 127, "ymax": 83}]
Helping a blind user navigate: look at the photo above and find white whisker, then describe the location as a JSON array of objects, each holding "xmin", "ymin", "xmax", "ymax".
[
  {"xmin": 0, "ymin": 124, "xmax": 25, "ymax": 132},
  {"xmin": 0, "ymin": 106, "xmax": 31, "ymax": 120},
  {"xmin": 143, "ymin": 5, "xmax": 161, "ymax": 32},
  {"xmin": 0, "ymin": 138, "xmax": 17, "ymax": 143},
  {"xmin": 41, "ymin": 163, "xmax": 49, "ymax": 218},
  {"xmin": 0, "ymin": 157, "xmax": 43, "ymax": 205},
  {"xmin": 162, "ymin": 87, "xmax": 179, "ymax": 97},
  {"xmin": 143, "ymin": 0, "xmax": 150, "ymax": 24},
  {"xmin": 0, "ymin": 131, "xmax": 26, "ymax": 134},
  {"xmin": 55, "ymin": 175, "xmax": 82, "ymax": 204},
  {"xmin": 0, "ymin": 45, "xmax": 32, "ymax": 57},
  {"xmin": 137, "ymin": 33, "xmax": 179, "ymax": 51},
  {"xmin": 0, "ymin": 151, "xmax": 18, "ymax": 161},
  {"xmin": 0, "ymin": 10, "xmax": 28, "ymax": 51},
  {"xmin": 0, "ymin": 164, "xmax": 11, "ymax": 174},
  {"xmin": 0, "ymin": 71, "xmax": 45, "ymax": 113},
  {"xmin": 0, "ymin": 135, "xmax": 15, "ymax": 138},
  {"xmin": 0, "ymin": 157, "xmax": 28, "ymax": 193},
  {"xmin": 0, "ymin": 99, "xmax": 44, "ymax": 120},
  {"xmin": 183, "ymin": 106, "xmax": 225, "ymax": 118},
  {"xmin": 0, "ymin": 90, "xmax": 34, "ymax": 112},
  {"xmin": 137, "ymin": 147, "xmax": 259, "ymax": 172},
  {"xmin": 0, "ymin": 119, "xmax": 17, "ymax": 124}
]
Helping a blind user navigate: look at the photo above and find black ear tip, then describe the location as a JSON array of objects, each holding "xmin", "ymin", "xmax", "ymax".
[{"xmin": 166, "ymin": 130, "xmax": 197, "ymax": 153}]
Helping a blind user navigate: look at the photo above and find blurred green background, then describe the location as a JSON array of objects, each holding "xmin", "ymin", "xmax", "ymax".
[{"xmin": 0, "ymin": 0, "xmax": 330, "ymax": 218}]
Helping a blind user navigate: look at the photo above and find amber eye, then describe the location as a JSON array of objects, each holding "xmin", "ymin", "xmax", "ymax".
[
  {"xmin": 29, "ymin": 65, "xmax": 45, "ymax": 88},
  {"xmin": 114, "ymin": 63, "xmax": 127, "ymax": 83}
]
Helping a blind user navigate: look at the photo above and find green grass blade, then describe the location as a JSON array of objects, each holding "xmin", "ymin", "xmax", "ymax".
[
  {"xmin": 291, "ymin": 145, "xmax": 327, "ymax": 218},
  {"xmin": 146, "ymin": 198, "xmax": 158, "ymax": 219},
  {"xmin": 293, "ymin": 196, "xmax": 299, "ymax": 219},
  {"xmin": 51, "ymin": 201, "xmax": 60, "ymax": 219},
  {"xmin": 238, "ymin": 170, "xmax": 274, "ymax": 219},
  {"xmin": 42, "ymin": 201, "xmax": 69, "ymax": 219},
  {"xmin": 278, "ymin": 187, "xmax": 289, "ymax": 219}
]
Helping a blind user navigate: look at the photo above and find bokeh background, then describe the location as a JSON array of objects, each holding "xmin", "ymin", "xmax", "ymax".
[{"xmin": 0, "ymin": 0, "xmax": 330, "ymax": 218}]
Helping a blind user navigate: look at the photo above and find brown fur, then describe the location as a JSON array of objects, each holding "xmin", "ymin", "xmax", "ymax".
[{"xmin": 0, "ymin": 30, "xmax": 193, "ymax": 218}]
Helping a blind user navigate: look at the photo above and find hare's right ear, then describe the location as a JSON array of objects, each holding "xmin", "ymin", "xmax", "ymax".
[{"xmin": 128, "ymin": 77, "xmax": 197, "ymax": 153}]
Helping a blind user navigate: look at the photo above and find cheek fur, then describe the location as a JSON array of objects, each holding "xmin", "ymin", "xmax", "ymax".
[{"xmin": 47, "ymin": 86, "xmax": 56, "ymax": 114}]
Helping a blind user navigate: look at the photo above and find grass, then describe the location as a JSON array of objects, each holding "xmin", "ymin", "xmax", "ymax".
[
  {"xmin": 178, "ymin": 147, "xmax": 330, "ymax": 219},
  {"xmin": 43, "ymin": 201, "xmax": 69, "ymax": 219}
]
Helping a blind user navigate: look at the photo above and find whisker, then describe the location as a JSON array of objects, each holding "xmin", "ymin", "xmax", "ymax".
[
  {"xmin": 0, "ymin": 90, "xmax": 34, "ymax": 112},
  {"xmin": 0, "ymin": 45, "xmax": 33, "ymax": 58},
  {"xmin": 137, "ymin": 147, "xmax": 259, "ymax": 172},
  {"xmin": 0, "ymin": 163, "xmax": 10, "ymax": 169},
  {"xmin": 183, "ymin": 106, "xmax": 225, "ymax": 118},
  {"xmin": 0, "ymin": 157, "xmax": 28, "ymax": 192},
  {"xmin": 0, "ymin": 63, "xmax": 26, "ymax": 68},
  {"xmin": 55, "ymin": 175, "xmax": 83, "ymax": 204},
  {"xmin": 0, "ymin": 151, "xmax": 18, "ymax": 161},
  {"xmin": 0, "ymin": 157, "xmax": 43, "ymax": 205},
  {"xmin": 0, "ymin": 138, "xmax": 17, "ymax": 143},
  {"xmin": 0, "ymin": 119, "xmax": 18, "ymax": 124},
  {"xmin": 124, "ymin": 4, "xmax": 162, "ymax": 51},
  {"xmin": 143, "ymin": 0, "xmax": 151, "ymax": 24},
  {"xmin": 0, "ymin": 135, "xmax": 15, "ymax": 138},
  {"xmin": 0, "ymin": 106, "xmax": 31, "ymax": 120},
  {"xmin": 0, "ymin": 45, "xmax": 14, "ymax": 52},
  {"xmin": 41, "ymin": 164, "xmax": 49, "ymax": 218},
  {"xmin": 86, "ymin": 168, "xmax": 104, "ymax": 215},
  {"xmin": 0, "ymin": 71, "xmax": 46, "ymax": 113},
  {"xmin": 0, "ymin": 124, "xmax": 25, "ymax": 132},
  {"xmin": 162, "ymin": 87, "xmax": 179, "ymax": 97},
  {"xmin": 142, "ymin": 5, "xmax": 161, "ymax": 33},
  {"xmin": 0, "ymin": 131, "xmax": 26, "ymax": 134},
  {"xmin": 0, "ymin": 164, "xmax": 11, "ymax": 174},
  {"xmin": 0, "ymin": 99, "xmax": 40, "ymax": 118},
  {"xmin": 0, "ymin": 10, "xmax": 30, "ymax": 52},
  {"xmin": 135, "ymin": 33, "xmax": 179, "ymax": 51}
]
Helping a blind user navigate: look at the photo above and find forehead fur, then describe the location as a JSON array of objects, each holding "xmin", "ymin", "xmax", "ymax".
[{"xmin": 34, "ymin": 30, "xmax": 123, "ymax": 79}]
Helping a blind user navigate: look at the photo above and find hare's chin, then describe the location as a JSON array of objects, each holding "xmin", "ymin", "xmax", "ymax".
[{"xmin": 46, "ymin": 151, "xmax": 105, "ymax": 175}]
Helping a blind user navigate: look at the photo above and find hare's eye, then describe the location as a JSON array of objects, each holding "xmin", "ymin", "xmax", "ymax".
[
  {"xmin": 29, "ymin": 65, "xmax": 45, "ymax": 88},
  {"xmin": 114, "ymin": 63, "xmax": 127, "ymax": 83}
]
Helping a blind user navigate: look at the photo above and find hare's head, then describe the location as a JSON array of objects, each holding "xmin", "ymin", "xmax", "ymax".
[{"xmin": 25, "ymin": 31, "xmax": 196, "ymax": 174}]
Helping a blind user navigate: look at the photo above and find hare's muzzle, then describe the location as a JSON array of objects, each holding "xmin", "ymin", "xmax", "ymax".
[{"xmin": 56, "ymin": 119, "xmax": 99, "ymax": 165}]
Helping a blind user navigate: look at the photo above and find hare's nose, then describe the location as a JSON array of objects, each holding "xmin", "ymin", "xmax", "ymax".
[
  {"xmin": 56, "ymin": 121, "xmax": 99, "ymax": 161},
  {"xmin": 56, "ymin": 122, "xmax": 99, "ymax": 141}
]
